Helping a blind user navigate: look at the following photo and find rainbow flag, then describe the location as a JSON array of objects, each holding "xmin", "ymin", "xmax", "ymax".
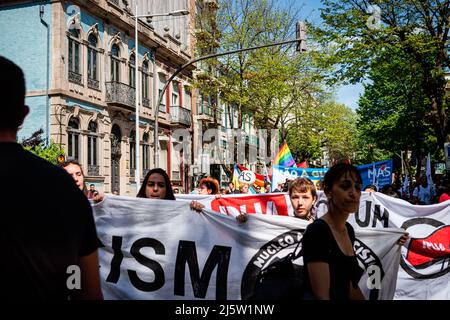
[{"xmin": 273, "ymin": 142, "xmax": 296, "ymax": 167}]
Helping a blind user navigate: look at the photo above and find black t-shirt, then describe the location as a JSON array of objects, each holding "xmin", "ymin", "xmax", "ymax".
[
  {"xmin": 302, "ymin": 218, "xmax": 364, "ymax": 300},
  {"xmin": 0, "ymin": 143, "xmax": 99, "ymax": 299}
]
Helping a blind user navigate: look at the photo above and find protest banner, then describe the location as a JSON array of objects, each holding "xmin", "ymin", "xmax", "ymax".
[{"xmin": 93, "ymin": 195, "xmax": 403, "ymax": 300}]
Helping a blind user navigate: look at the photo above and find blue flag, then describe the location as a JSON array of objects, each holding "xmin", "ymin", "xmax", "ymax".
[{"xmin": 357, "ymin": 159, "xmax": 393, "ymax": 191}]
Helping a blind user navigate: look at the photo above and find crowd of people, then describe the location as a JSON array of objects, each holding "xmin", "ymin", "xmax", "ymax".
[{"xmin": 0, "ymin": 56, "xmax": 441, "ymax": 301}]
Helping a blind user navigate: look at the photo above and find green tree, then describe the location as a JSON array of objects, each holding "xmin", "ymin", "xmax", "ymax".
[
  {"xmin": 21, "ymin": 129, "xmax": 65, "ymax": 165},
  {"xmin": 355, "ymin": 47, "xmax": 436, "ymax": 177},
  {"xmin": 313, "ymin": 0, "xmax": 450, "ymax": 149},
  {"xmin": 287, "ymin": 101, "xmax": 357, "ymax": 165}
]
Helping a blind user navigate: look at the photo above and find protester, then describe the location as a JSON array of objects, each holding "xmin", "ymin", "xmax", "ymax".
[
  {"xmin": 289, "ymin": 178, "xmax": 317, "ymax": 222},
  {"xmin": 412, "ymin": 176, "xmax": 436, "ymax": 205},
  {"xmin": 228, "ymin": 181, "xmax": 237, "ymax": 194},
  {"xmin": 62, "ymin": 160, "xmax": 104, "ymax": 202},
  {"xmin": 381, "ymin": 184, "xmax": 400, "ymax": 198},
  {"xmin": 238, "ymin": 182, "xmax": 251, "ymax": 194},
  {"xmin": 273, "ymin": 182, "xmax": 283, "ymax": 193},
  {"xmin": 220, "ymin": 188, "xmax": 229, "ymax": 195},
  {"xmin": 364, "ymin": 184, "xmax": 377, "ymax": 193},
  {"xmin": 62, "ymin": 160, "xmax": 87, "ymax": 194},
  {"xmin": 301, "ymin": 163, "xmax": 366, "ymax": 300},
  {"xmin": 315, "ymin": 179, "xmax": 324, "ymax": 191},
  {"xmin": 137, "ymin": 168, "xmax": 175, "ymax": 200},
  {"xmin": 0, "ymin": 56, "xmax": 102, "ymax": 299},
  {"xmin": 438, "ymin": 179, "xmax": 450, "ymax": 203},
  {"xmin": 87, "ymin": 183, "xmax": 99, "ymax": 200},
  {"xmin": 197, "ymin": 177, "xmax": 220, "ymax": 195}
]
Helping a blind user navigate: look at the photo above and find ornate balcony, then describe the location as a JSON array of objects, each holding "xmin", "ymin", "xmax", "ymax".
[
  {"xmin": 68, "ymin": 71, "xmax": 83, "ymax": 85},
  {"xmin": 170, "ymin": 106, "xmax": 192, "ymax": 126},
  {"xmin": 106, "ymin": 81, "xmax": 135, "ymax": 110},
  {"xmin": 88, "ymin": 77, "xmax": 100, "ymax": 91}
]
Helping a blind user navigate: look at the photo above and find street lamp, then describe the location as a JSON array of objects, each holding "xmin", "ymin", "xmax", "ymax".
[{"xmin": 132, "ymin": 3, "xmax": 189, "ymax": 190}]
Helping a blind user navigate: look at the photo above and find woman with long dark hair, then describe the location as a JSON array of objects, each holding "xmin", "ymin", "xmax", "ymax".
[{"xmin": 137, "ymin": 168, "xmax": 175, "ymax": 200}]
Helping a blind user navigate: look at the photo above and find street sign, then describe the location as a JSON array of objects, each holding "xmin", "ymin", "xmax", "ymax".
[{"xmin": 435, "ymin": 163, "xmax": 445, "ymax": 175}]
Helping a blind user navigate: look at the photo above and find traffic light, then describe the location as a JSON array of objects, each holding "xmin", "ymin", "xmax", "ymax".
[{"xmin": 296, "ymin": 21, "xmax": 307, "ymax": 52}]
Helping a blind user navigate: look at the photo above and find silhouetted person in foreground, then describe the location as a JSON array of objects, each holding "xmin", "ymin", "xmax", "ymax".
[{"xmin": 0, "ymin": 56, "xmax": 103, "ymax": 300}]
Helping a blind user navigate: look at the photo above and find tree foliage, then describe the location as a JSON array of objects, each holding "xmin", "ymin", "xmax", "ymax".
[
  {"xmin": 313, "ymin": 0, "xmax": 450, "ymax": 150},
  {"xmin": 21, "ymin": 129, "xmax": 65, "ymax": 165}
]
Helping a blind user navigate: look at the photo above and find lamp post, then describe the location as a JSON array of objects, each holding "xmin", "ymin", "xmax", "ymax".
[{"xmin": 132, "ymin": 3, "xmax": 189, "ymax": 190}]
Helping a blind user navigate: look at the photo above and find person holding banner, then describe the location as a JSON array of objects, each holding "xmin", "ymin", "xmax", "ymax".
[
  {"xmin": 137, "ymin": 168, "xmax": 176, "ymax": 200},
  {"xmin": 302, "ymin": 163, "xmax": 366, "ymax": 300},
  {"xmin": 289, "ymin": 178, "xmax": 318, "ymax": 222},
  {"xmin": 197, "ymin": 177, "xmax": 220, "ymax": 195},
  {"xmin": 62, "ymin": 160, "xmax": 104, "ymax": 202}
]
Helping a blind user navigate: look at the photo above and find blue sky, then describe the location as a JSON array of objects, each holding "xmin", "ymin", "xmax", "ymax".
[{"xmin": 280, "ymin": 0, "xmax": 365, "ymax": 110}]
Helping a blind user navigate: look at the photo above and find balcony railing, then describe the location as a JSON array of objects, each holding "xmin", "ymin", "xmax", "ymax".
[
  {"xmin": 88, "ymin": 164, "xmax": 99, "ymax": 176},
  {"xmin": 197, "ymin": 104, "xmax": 213, "ymax": 117},
  {"xmin": 88, "ymin": 78, "xmax": 100, "ymax": 91},
  {"xmin": 69, "ymin": 71, "xmax": 83, "ymax": 85},
  {"xmin": 106, "ymin": 81, "xmax": 135, "ymax": 109},
  {"xmin": 170, "ymin": 106, "xmax": 192, "ymax": 126},
  {"xmin": 108, "ymin": 0, "xmax": 119, "ymax": 6},
  {"xmin": 159, "ymin": 104, "xmax": 166, "ymax": 113}
]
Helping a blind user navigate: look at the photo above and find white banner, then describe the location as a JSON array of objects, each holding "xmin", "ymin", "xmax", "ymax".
[
  {"xmin": 93, "ymin": 195, "xmax": 403, "ymax": 300},
  {"xmin": 347, "ymin": 192, "xmax": 450, "ymax": 300}
]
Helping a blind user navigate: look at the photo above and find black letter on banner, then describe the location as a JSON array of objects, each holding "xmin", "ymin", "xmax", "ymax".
[
  {"xmin": 174, "ymin": 241, "xmax": 231, "ymax": 299},
  {"xmin": 106, "ymin": 236, "xmax": 124, "ymax": 283},
  {"xmin": 355, "ymin": 201, "xmax": 371, "ymax": 227},
  {"xmin": 128, "ymin": 238, "xmax": 165, "ymax": 292},
  {"xmin": 372, "ymin": 205, "xmax": 389, "ymax": 228}
]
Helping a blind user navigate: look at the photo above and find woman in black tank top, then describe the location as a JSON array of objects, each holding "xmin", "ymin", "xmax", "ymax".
[{"xmin": 302, "ymin": 163, "xmax": 365, "ymax": 300}]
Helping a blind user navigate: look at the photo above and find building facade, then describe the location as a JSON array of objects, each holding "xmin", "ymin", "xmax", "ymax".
[{"xmin": 0, "ymin": 0, "xmax": 196, "ymax": 195}]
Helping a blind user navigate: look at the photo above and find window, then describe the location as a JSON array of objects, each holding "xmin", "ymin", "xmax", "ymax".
[
  {"xmin": 172, "ymin": 82, "xmax": 179, "ymax": 107},
  {"xmin": 129, "ymin": 54, "xmax": 136, "ymax": 88},
  {"xmin": 68, "ymin": 29, "xmax": 82, "ymax": 84},
  {"xmin": 67, "ymin": 117, "xmax": 80, "ymax": 160},
  {"xmin": 87, "ymin": 121, "xmax": 99, "ymax": 176},
  {"xmin": 158, "ymin": 73, "xmax": 166, "ymax": 112},
  {"xmin": 129, "ymin": 130, "xmax": 135, "ymax": 174},
  {"xmin": 142, "ymin": 61, "xmax": 149, "ymax": 101},
  {"xmin": 142, "ymin": 133, "xmax": 150, "ymax": 171},
  {"xmin": 68, "ymin": 29, "xmax": 80, "ymax": 74},
  {"xmin": 87, "ymin": 34, "xmax": 98, "ymax": 81},
  {"xmin": 111, "ymin": 44, "xmax": 120, "ymax": 82},
  {"xmin": 183, "ymin": 86, "xmax": 191, "ymax": 110}
]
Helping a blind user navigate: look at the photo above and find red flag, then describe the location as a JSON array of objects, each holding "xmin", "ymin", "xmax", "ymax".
[{"xmin": 297, "ymin": 161, "xmax": 308, "ymax": 168}]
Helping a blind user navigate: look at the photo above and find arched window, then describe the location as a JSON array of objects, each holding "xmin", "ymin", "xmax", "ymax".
[
  {"xmin": 87, "ymin": 121, "xmax": 99, "ymax": 176},
  {"xmin": 111, "ymin": 44, "xmax": 120, "ymax": 82},
  {"xmin": 87, "ymin": 34, "xmax": 99, "ymax": 89},
  {"xmin": 129, "ymin": 54, "xmax": 136, "ymax": 88},
  {"xmin": 68, "ymin": 29, "xmax": 82, "ymax": 84},
  {"xmin": 129, "ymin": 130, "xmax": 135, "ymax": 176},
  {"xmin": 142, "ymin": 60, "xmax": 150, "ymax": 107},
  {"xmin": 67, "ymin": 117, "xmax": 80, "ymax": 160},
  {"xmin": 142, "ymin": 132, "xmax": 150, "ymax": 172}
]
